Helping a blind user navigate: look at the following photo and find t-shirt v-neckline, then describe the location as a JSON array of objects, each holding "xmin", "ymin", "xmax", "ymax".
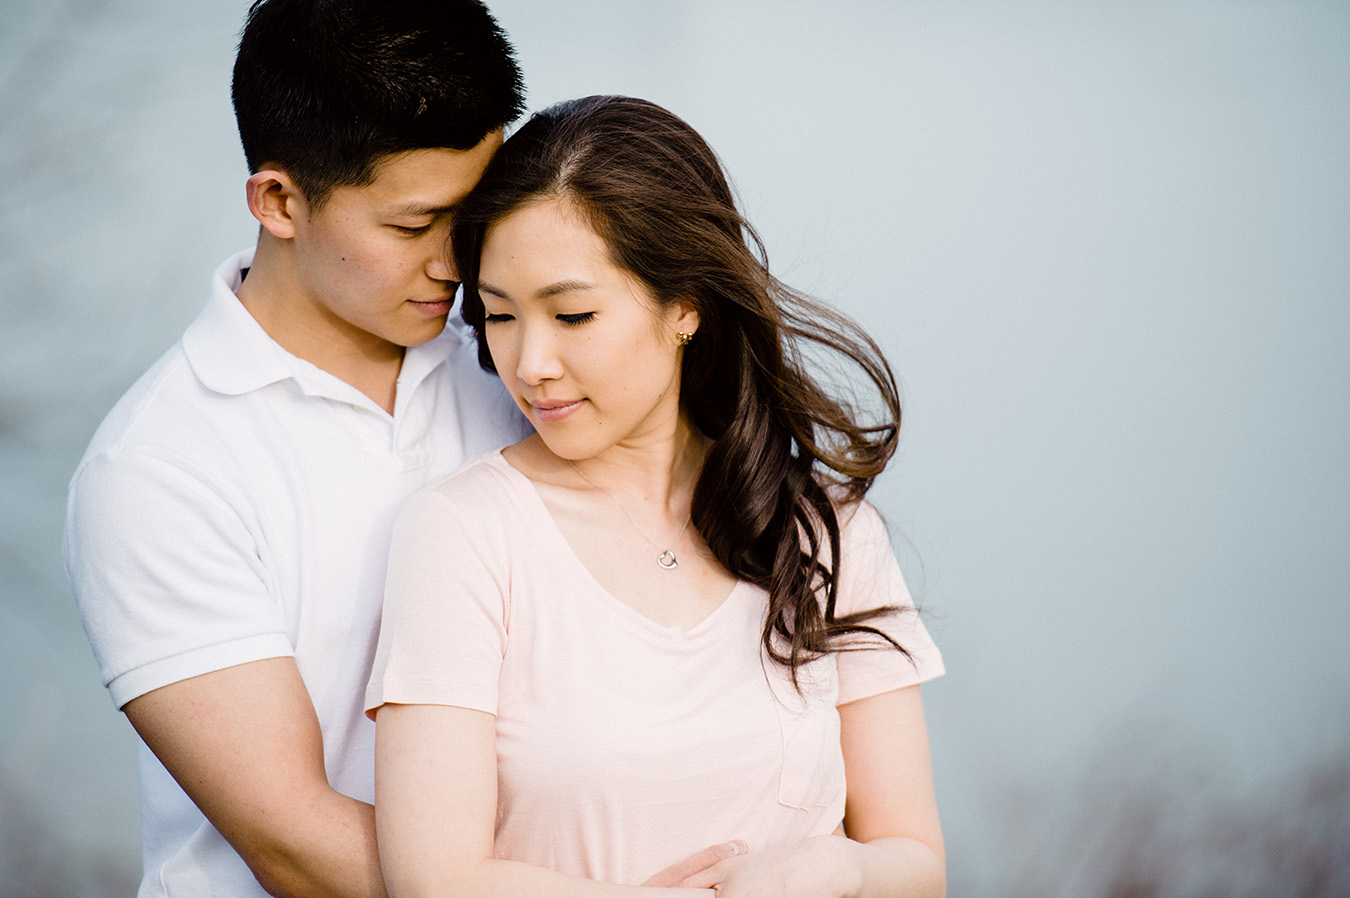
[{"xmin": 488, "ymin": 450, "xmax": 746, "ymax": 640}]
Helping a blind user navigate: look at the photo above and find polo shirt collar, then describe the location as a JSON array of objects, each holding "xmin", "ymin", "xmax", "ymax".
[{"xmin": 183, "ymin": 249, "xmax": 465, "ymax": 403}]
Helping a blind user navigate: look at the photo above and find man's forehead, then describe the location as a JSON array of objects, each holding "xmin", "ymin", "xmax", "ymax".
[{"xmin": 359, "ymin": 140, "xmax": 501, "ymax": 209}]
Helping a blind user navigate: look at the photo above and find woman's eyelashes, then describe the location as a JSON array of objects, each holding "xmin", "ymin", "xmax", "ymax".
[{"xmin": 482, "ymin": 310, "xmax": 596, "ymax": 326}]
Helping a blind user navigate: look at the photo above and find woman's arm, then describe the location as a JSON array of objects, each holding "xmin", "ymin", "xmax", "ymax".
[
  {"xmin": 374, "ymin": 702, "xmax": 715, "ymax": 898},
  {"xmin": 837, "ymin": 684, "xmax": 945, "ymax": 897},
  {"xmin": 678, "ymin": 684, "xmax": 945, "ymax": 898}
]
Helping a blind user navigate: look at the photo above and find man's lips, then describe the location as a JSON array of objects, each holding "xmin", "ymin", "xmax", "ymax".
[
  {"xmin": 409, "ymin": 295, "xmax": 455, "ymax": 316},
  {"xmin": 530, "ymin": 399, "xmax": 584, "ymax": 422}
]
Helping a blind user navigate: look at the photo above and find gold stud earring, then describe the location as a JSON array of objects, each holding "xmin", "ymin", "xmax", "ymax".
[{"xmin": 676, "ymin": 331, "xmax": 694, "ymax": 346}]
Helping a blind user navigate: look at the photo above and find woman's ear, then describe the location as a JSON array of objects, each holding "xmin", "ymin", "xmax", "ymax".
[
  {"xmin": 244, "ymin": 167, "xmax": 306, "ymax": 239},
  {"xmin": 672, "ymin": 300, "xmax": 700, "ymax": 341}
]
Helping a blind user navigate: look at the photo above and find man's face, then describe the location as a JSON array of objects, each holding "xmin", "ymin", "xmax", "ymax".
[{"xmin": 287, "ymin": 131, "xmax": 503, "ymax": 355}]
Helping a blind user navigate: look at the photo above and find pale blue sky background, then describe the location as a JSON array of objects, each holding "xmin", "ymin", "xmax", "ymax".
[{"xmin": 2, "ymin": 2, "xmax": 1347, "ymax": 895}]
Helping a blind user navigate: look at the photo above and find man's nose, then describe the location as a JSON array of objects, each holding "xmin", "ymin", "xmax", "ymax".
[{"xmin": 428, "ymin": 251, "xmax": 456, "ymax": 283}]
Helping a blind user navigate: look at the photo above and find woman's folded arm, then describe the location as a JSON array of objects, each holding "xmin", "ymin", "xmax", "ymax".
[{"xmin": 374, "ymin": 702, "xmax": 713, "ymax": 898}]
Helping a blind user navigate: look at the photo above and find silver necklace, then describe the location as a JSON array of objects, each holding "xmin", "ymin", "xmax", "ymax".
[{"xmin": 567, "ymin": 460, "xmax": 692, "ymax": 570}]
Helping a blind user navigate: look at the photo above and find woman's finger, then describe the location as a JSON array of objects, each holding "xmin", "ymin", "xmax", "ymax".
[{"xmin": 642, "ymin": 840, "xmax": 747, "ymax": 887}]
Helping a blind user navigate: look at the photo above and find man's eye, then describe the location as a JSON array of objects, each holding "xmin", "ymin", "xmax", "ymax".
[
  {"xmin": 392, "ymin": 224, "xmax": 432, "ymax": 235},
  {"xmin": 557, "ymin": 312, "xmax": 596, "ymax": 326}
]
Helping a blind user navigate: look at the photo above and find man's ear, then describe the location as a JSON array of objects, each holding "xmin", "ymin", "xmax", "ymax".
[{"xmin": 245, "ymin": 167, "xmax": 307, "ymax": 239}]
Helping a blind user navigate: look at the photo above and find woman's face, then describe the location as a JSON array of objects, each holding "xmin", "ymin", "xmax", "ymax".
[{"xmin": 476, "ymin": 197, "xmax": 699, "ymax": 461}]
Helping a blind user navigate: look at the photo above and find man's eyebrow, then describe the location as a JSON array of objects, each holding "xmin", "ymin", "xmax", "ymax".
[
  {"xmin": 477, "ymin": 279, "xmax": 595, "ymax": 300},
  {"xmin": 386, "ymin": 201, "xmax": 457, "ymax": 217}
]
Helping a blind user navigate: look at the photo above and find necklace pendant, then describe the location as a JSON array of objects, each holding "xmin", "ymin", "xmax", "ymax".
[{"xmin": 657, "ymin": 550, "xmax": 678, "ymax": 570}]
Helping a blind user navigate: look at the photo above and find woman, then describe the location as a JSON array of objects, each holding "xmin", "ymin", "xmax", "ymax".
[{"xmin": 366, "ymin": 95, "xmax": 945, "ymax": 897}]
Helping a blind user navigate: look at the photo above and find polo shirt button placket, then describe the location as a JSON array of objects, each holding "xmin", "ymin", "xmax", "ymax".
[
  {"xmin": 393, "ymin": 398, "xmax": 433, "ymax": 471},
  {"xmin": 341, "ymin": 399, "xmax": 391, "ymax": 454}
]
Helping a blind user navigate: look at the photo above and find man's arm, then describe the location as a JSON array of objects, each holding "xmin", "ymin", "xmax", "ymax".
[
  {"xmin": 127, "ymin": 660, "xmax": 736, "ymax": 898},
  {"xmin": 123, "ymin": 657, "xmax": 386, "ymax": 898}
]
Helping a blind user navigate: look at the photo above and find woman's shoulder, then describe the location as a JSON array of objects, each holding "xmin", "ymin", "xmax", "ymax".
[
  {"xmin": 818, "ymin": 485, "xmax": 889, "ymax": 548},
  {"xmin": 429, "ymin": 448, "xmax": 517, "ymax": 496},
  {"xmin": 403, "ymin": 449, "xmax": 531, "ymax": 528},
  {"xmin": 838, "ymin": 494, "xmax": 887, "ymax": 540},
  {"xmin": 388, "ymin": 451, "xmax": 543, "ymax": 576}
]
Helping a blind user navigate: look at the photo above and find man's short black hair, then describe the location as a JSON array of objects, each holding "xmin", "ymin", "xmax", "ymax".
[{"xmin": 232, "ymin": 0, "xmax": 524, "ymax": 206}]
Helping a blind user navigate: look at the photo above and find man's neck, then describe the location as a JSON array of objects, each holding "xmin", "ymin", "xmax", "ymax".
[{"xmin": 236, "ymin": 240, "xmax": 404, "ymax": 414}]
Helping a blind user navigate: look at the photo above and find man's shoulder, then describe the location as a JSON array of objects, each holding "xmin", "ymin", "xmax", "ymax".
[
  {"xmin": 75, "ymin": 251, "xmax": 261, "ymax": 468},
  {"xmin": 77, "ymin": 341, "xmax": 206, "ymax": 466}
]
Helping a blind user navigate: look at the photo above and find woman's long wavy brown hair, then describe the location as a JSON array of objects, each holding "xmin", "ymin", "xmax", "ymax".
[{"xmin": 453, "ymin": 95, "xmax": 909, "ymax": 680}]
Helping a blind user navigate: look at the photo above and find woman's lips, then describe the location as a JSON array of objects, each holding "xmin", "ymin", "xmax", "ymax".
[{"xmin": 531, "ymin": 399, "xmax": 584, "ymax": 422}]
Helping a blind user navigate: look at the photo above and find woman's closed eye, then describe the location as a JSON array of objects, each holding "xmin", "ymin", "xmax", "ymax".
[{"xmin": 481, "ymin": 310, "xmax": 594, "ymax": 326}]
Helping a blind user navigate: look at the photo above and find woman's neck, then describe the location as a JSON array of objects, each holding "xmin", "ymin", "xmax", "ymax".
[{"xmin": 545, "ymin": 416, "xmax": 707, "ymax": 516}]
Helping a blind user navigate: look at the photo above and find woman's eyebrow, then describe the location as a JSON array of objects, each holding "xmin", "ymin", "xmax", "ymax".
[
  {"xmin": 536, "ymin": 279, "xmax": 595, "ymax": 299},
  {"xmin": 477, "ymin": 279, "xmax": 595, "ymax": 300}
]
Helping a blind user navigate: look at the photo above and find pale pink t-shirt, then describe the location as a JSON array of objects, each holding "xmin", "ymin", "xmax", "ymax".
[{"xmin": 366, "ymin": 450, "xmax": 943, "ymax": 886}]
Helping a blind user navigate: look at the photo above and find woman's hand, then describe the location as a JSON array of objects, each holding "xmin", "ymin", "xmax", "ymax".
[
  {"xmin": 643, "ymin": 841, "xmax": 749, "ymax": 888},
  {"xmin": 677, "ymin": 834, "xmax": 862, "ymax": 898}
]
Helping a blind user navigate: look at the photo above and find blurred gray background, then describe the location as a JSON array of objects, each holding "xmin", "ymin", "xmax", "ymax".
[{"xmin": 2, "ymin": 1, "xmax": 1347, "ymax": 896}]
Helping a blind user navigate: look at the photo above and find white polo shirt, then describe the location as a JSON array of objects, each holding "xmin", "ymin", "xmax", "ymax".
[{"xmin": 63, "ymin": 250, "xmax": 528, "ymax": 898}]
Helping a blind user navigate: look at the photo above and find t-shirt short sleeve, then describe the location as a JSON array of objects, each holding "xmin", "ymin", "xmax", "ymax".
[
  {"xmin": 365, "ymin": 485, "xmax": 509, "ymax": 718},
  {"xmin": 64, "ymin": 449, "xmax": 293, "ymax": 708},
  {"xmin": 831, "ymin": 500, "xmax": 944, "ymax": 706}
]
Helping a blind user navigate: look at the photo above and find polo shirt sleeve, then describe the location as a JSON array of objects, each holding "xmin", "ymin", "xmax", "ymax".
[
  {"xmin": 64, "ymin": 448, "xmax": 292, "ymax": 708},
  {"xmin": 832, "ymin": 499, "xmax": 944, "ymax": 706},
  {"xmin": 365, "ymin": 486, "xmax": 508, "ymax": 718}
]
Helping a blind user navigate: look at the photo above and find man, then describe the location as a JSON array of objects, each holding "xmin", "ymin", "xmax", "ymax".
[{"xmin": 64, "ymin": 2, "xmax": 529, "ymax": 895}]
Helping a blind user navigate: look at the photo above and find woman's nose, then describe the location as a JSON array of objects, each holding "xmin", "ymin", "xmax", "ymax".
[{"xmin": 514, "ymin": 327, "xmax": 563, "ymax": 385}]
